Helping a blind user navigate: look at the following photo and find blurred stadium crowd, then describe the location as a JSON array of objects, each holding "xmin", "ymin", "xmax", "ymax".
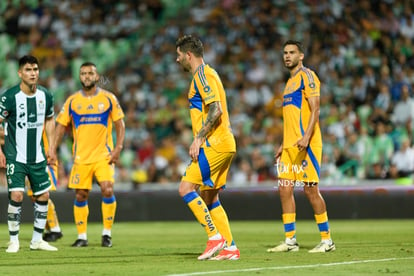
[{"xmin": 1, "ymin": 0, "xmax": 414, "ymax": 188}]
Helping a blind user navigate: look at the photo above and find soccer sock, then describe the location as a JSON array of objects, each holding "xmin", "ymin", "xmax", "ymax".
[
  {"xmin": 47, "ymin": 198, "xmax": 61, "ymax": 232},
  {"xmin": 8, "ymin": 200, "xmax": 22, "ymax": 242},
  {"xmin": 282, "ymin": 213, "xmax": 296, "ymax": 242},
  {"xmin": 208, "ymin": 200, "xmax": 235, "ymax": 247},
  {"xmin": 32, "ymin": 200, "xmax": 48, "ymax": 242},
  {"xmin": 314, "ymin": 212, "xmax": 331, "ymax": 241},
  {"xmin": 74, "ymin": 200, "xmax": 89, "ymax": 239},
  {"xmin": 183, "ymin": 191, "xmax": 218, "ymax": 238},
  {"xmin": 102, "ymin": 195, "xmax": 117, "ymax": 236}
]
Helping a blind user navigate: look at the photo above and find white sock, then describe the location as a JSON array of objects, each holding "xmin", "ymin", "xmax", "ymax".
[
  {"xmin": 209, "ymin": 233, "xmax": 222, "ymax": 240},
  {"xmin": 51, "ymin": 226, "xmax": 61, "ymax": 232},
  {"xmin": 285, "ymin": 237, "xmax": 297, "ymax": 244},
  {"xmin": 102, "ymin": 229, "xmax": 111, "ymax": 236},
  {"xmin": 78, "ymin": 233, "xmax": 87, "ymax": 240}
]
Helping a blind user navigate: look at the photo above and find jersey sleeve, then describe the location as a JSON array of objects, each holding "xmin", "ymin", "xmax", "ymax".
[
  {"xmin": 302, "ymin": 70, "xmax": 320, "ymax": 98},
  {"xmin": 109, "ymin": 93, "xmax": 124, "ymax": 122},
  {"xmin": 45, "ymin": 90, "xmax": 55, "ymax": 118},
  {"xmin": 200, "ymin": 71, "xmax": 220, "ymax": 105},
  {"xmin": 56, "ymin": 97, "xmax": 72, "ymax": 126},
  {"xmin": 0, "ymin": 92, "xmax": 12, "ymax": 119}
]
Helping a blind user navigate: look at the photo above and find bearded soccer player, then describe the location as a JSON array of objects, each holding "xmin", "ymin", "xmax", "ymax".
[
  {"xmin": 267, "ymin": 40, "xmax": 335, "ymax": 253},
  {"xmin": 176, "ymin": 35, "xmax": 240, "ymax": 260},
  {"xmin": 54, "ymin": 62, "xmax": 125, "ymax": 248},
  {"xmin": 0, "ymin": 55, "xmax": 58, "ymax": 253}
]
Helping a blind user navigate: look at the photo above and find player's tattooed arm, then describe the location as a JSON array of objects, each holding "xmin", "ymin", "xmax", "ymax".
[{"xmin": 196, "ymin": 101, "xmax": 222, "ymax": 140}]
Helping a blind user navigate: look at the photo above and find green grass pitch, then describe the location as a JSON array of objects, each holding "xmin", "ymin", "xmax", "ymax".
[{"xmin": 0, "ymin": 220, "xmax": 413, "ymax": 275}]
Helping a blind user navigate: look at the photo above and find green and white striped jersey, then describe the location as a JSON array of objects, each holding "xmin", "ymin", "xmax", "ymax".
[{"xmin": 0, "ymin": 84, "xmax": 54, "ymax": 164}]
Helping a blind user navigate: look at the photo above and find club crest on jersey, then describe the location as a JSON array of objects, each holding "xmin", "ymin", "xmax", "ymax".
[
  {"xmin": 301, "ymin": 160, "xmax": 308, "ymax": 168},
  {"xmin": 38, "ymin": 100, "xmax": 44, "ymax": 109},
  {"xmin": 203, "ymin": 85, "xmax": 211, "ymax": 93},
  {"xmin": 98, "ymin": 103, "xmax": 104, "ymax": 111},
  {"xmin": 2, "ymin": 110, "xmax": 8, "ymax": 117}
]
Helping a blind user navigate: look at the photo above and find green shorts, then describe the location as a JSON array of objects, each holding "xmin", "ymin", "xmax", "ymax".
[{"xmin": 6, "ymin": 160, "xmax": 51, "ymax": 196}]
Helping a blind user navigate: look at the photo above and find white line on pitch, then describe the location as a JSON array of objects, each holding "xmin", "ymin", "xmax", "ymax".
[{"xmin": 167, "ymin": 257, "xmax": 414, "ymax": 276}]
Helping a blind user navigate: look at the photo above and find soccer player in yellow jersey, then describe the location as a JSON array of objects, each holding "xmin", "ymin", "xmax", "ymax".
[
  {"xmin": 27, "ymin": 131, "xmax": 63, "ymax": 242},
  {"xmin": 267, "ymin": 40, "xmax": 335, "ymax": 253},
  {"xmin": 54, "ymin": 62, "xmax": 125, "ymax": 248},
  {"xmin": 176, "ymin": 35, "xmax": 239, "ymax": 260}
]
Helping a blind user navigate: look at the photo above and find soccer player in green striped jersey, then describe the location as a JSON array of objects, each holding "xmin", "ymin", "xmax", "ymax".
[{"xmin": 0, "ymin": 55, "xmax": 58, "ymax": 253}]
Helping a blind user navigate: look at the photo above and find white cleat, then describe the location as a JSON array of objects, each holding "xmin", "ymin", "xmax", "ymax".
[
  {"xmin": 308, "ymin": 241, "xmax": 336, "ymax": 253},
  {"xmin": 267, "ymin": 242, "xmax": 299, "ymax": 252},
  {"xmin": 6, "ymin": 241, "xmax": 20, "ymax": 253},
  {"xmin": 30, "ymin": 240, "xmax": 58, "ymax": 251}
]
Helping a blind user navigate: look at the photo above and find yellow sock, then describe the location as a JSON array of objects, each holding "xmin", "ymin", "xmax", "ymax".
[
  {"xmin": 208, "ymin": 201, "xmax": 234, "ymax": 247},
  {"xmin": 183, "ymin": 191, "xmax": 218, "ymax": 238},
  {"xmin": 74, "ymin": 200, "xmax": 89, "ymax": 236},
  {"xmin": 282, "ymin": 213, "xmax": 296, "ymax": 239},
  {"xmin": 46, "ymin": 199, "xmax": 60, "ymax": 231},
  {"xmin": 102, "ymin": 196, "xmax": 117, "ymax": 231},
  {"xmin": 315, "ymin": 212, "xmax": 331, "ymax": 240}
]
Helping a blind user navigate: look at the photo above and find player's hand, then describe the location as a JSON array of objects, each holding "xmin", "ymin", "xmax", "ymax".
[
  {"xmin": 0, "ymin": 151, "xmax": 5, "ymax": 168},
  {"xmin": 293, "ymin": 136, "xmax": 309, "ymax": 151},
  {"xmin": 189, "ymin": 136, "xmax": 204, "ymax": 162},
  {"xmin": 47, "ymin": 149, "xmax": 57, "ymax": 165},
  {"xmin": 274, "ymin": 145, "xmax": 283, "ymax": 161},
  {"xmin": 109, "ymin": 147, "xmax": 121, "ymax": 165}
]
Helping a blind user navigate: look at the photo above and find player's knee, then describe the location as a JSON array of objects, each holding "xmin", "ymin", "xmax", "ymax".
[
  {"xmin": 10, "ymin": 191, "xmax": 24, "ymax": 202},
  {"xmin": 75, "ymin": 189, "xmax": 89, "ymax": 201},
  {"xmin": 178, "ymin": 181, "xmax": 194, "ymax": 197}
]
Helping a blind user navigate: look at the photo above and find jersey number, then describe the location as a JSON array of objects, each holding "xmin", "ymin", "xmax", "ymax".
[
  {"xmin": 6, "ymin": 164, "xmax": 15, "ymax": 175},
  {"xmin": 71, "ymin": 173, "xmax": 80, "ymax": 185}
]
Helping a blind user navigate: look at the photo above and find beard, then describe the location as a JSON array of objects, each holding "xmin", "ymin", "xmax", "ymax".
[
  {"xmin": 284, "ymin": 60, "xmax": 299, "ymax": 70},
  {"xmin": 81, "ymin": 80, "xmax": 96, "ymax": 90}
]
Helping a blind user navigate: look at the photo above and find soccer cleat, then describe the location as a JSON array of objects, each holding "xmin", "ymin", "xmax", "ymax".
[
  {"xmin": 30, "ymin": 240, "xmax": 58, "ymax": 251},
  {"xmin": 267, "ymin": 242, "xmax": 299, "ymax": 252},
  {"xmin": 71, "ymin": 239, "xmax": 88, "ymax": 247},
  {"xmin": 197, "ymin": 236, "xmax": 226, "ymax": 260},
  {"xmin": 308, "ymin": 241, "xmax": 336, "ymax": 253},
  {"xmin": 6, "ymin": 241, "xmax": 20, "ymax": 253},
  {"xmin": 43, "ymin": 232, "xmax": 63, "ymax": 242},
  {"xmin": 101, "ymin": 235, "xmax": 112, "ymax": 247},
  {"xmin": 210, "ymin": 248, "xmax": 240, "ymax": 260}
]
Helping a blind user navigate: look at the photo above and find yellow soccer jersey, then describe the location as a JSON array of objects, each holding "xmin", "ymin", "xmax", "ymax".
[
  {"xmin": 188, "ymin": 64, "xmax": 236, "ymax": 153},
  {"xmin": 56, "ymin": 88, "xmax": 124, "ymax": 164},
  {"xmin": 282, "ymin": 67, "xmax": 322, "ymax": 149}
]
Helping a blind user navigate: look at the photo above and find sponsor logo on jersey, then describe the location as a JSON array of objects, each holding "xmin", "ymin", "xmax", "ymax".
[{"xmin": 80, "ymin": 116, "xmax": 102, "ymax": 123}]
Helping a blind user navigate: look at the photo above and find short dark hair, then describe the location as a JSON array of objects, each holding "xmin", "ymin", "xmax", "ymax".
[
  {"xmin": 18, "ymin": 55, "xmax": 39, "ymax": 68},
  {"xmin": 176, "ymin": 35, "xmax": 204, "ymax": 57},
  {"xmin": 283, "ymin": 40, "xmax": 304, "ymax": 53},
  {"xmin": 80, "ymin": 61, "xmax": 97, "ymax": 68}
]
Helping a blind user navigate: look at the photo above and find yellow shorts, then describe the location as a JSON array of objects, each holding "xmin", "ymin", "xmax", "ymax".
[
  {"xmin": 182, "ymin": 147, "xmax": 235, "ymax": 191},
  {"xmin": 68, "ymin": 158, "xmax": 115, "ymax": 190},
  {"xmin": 26, "ymin": 163, "xmax": 58, "ymax": 197},
  {"xmin": 277, "ymin": 146, "xmax": 322, "ymax": 184}
]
